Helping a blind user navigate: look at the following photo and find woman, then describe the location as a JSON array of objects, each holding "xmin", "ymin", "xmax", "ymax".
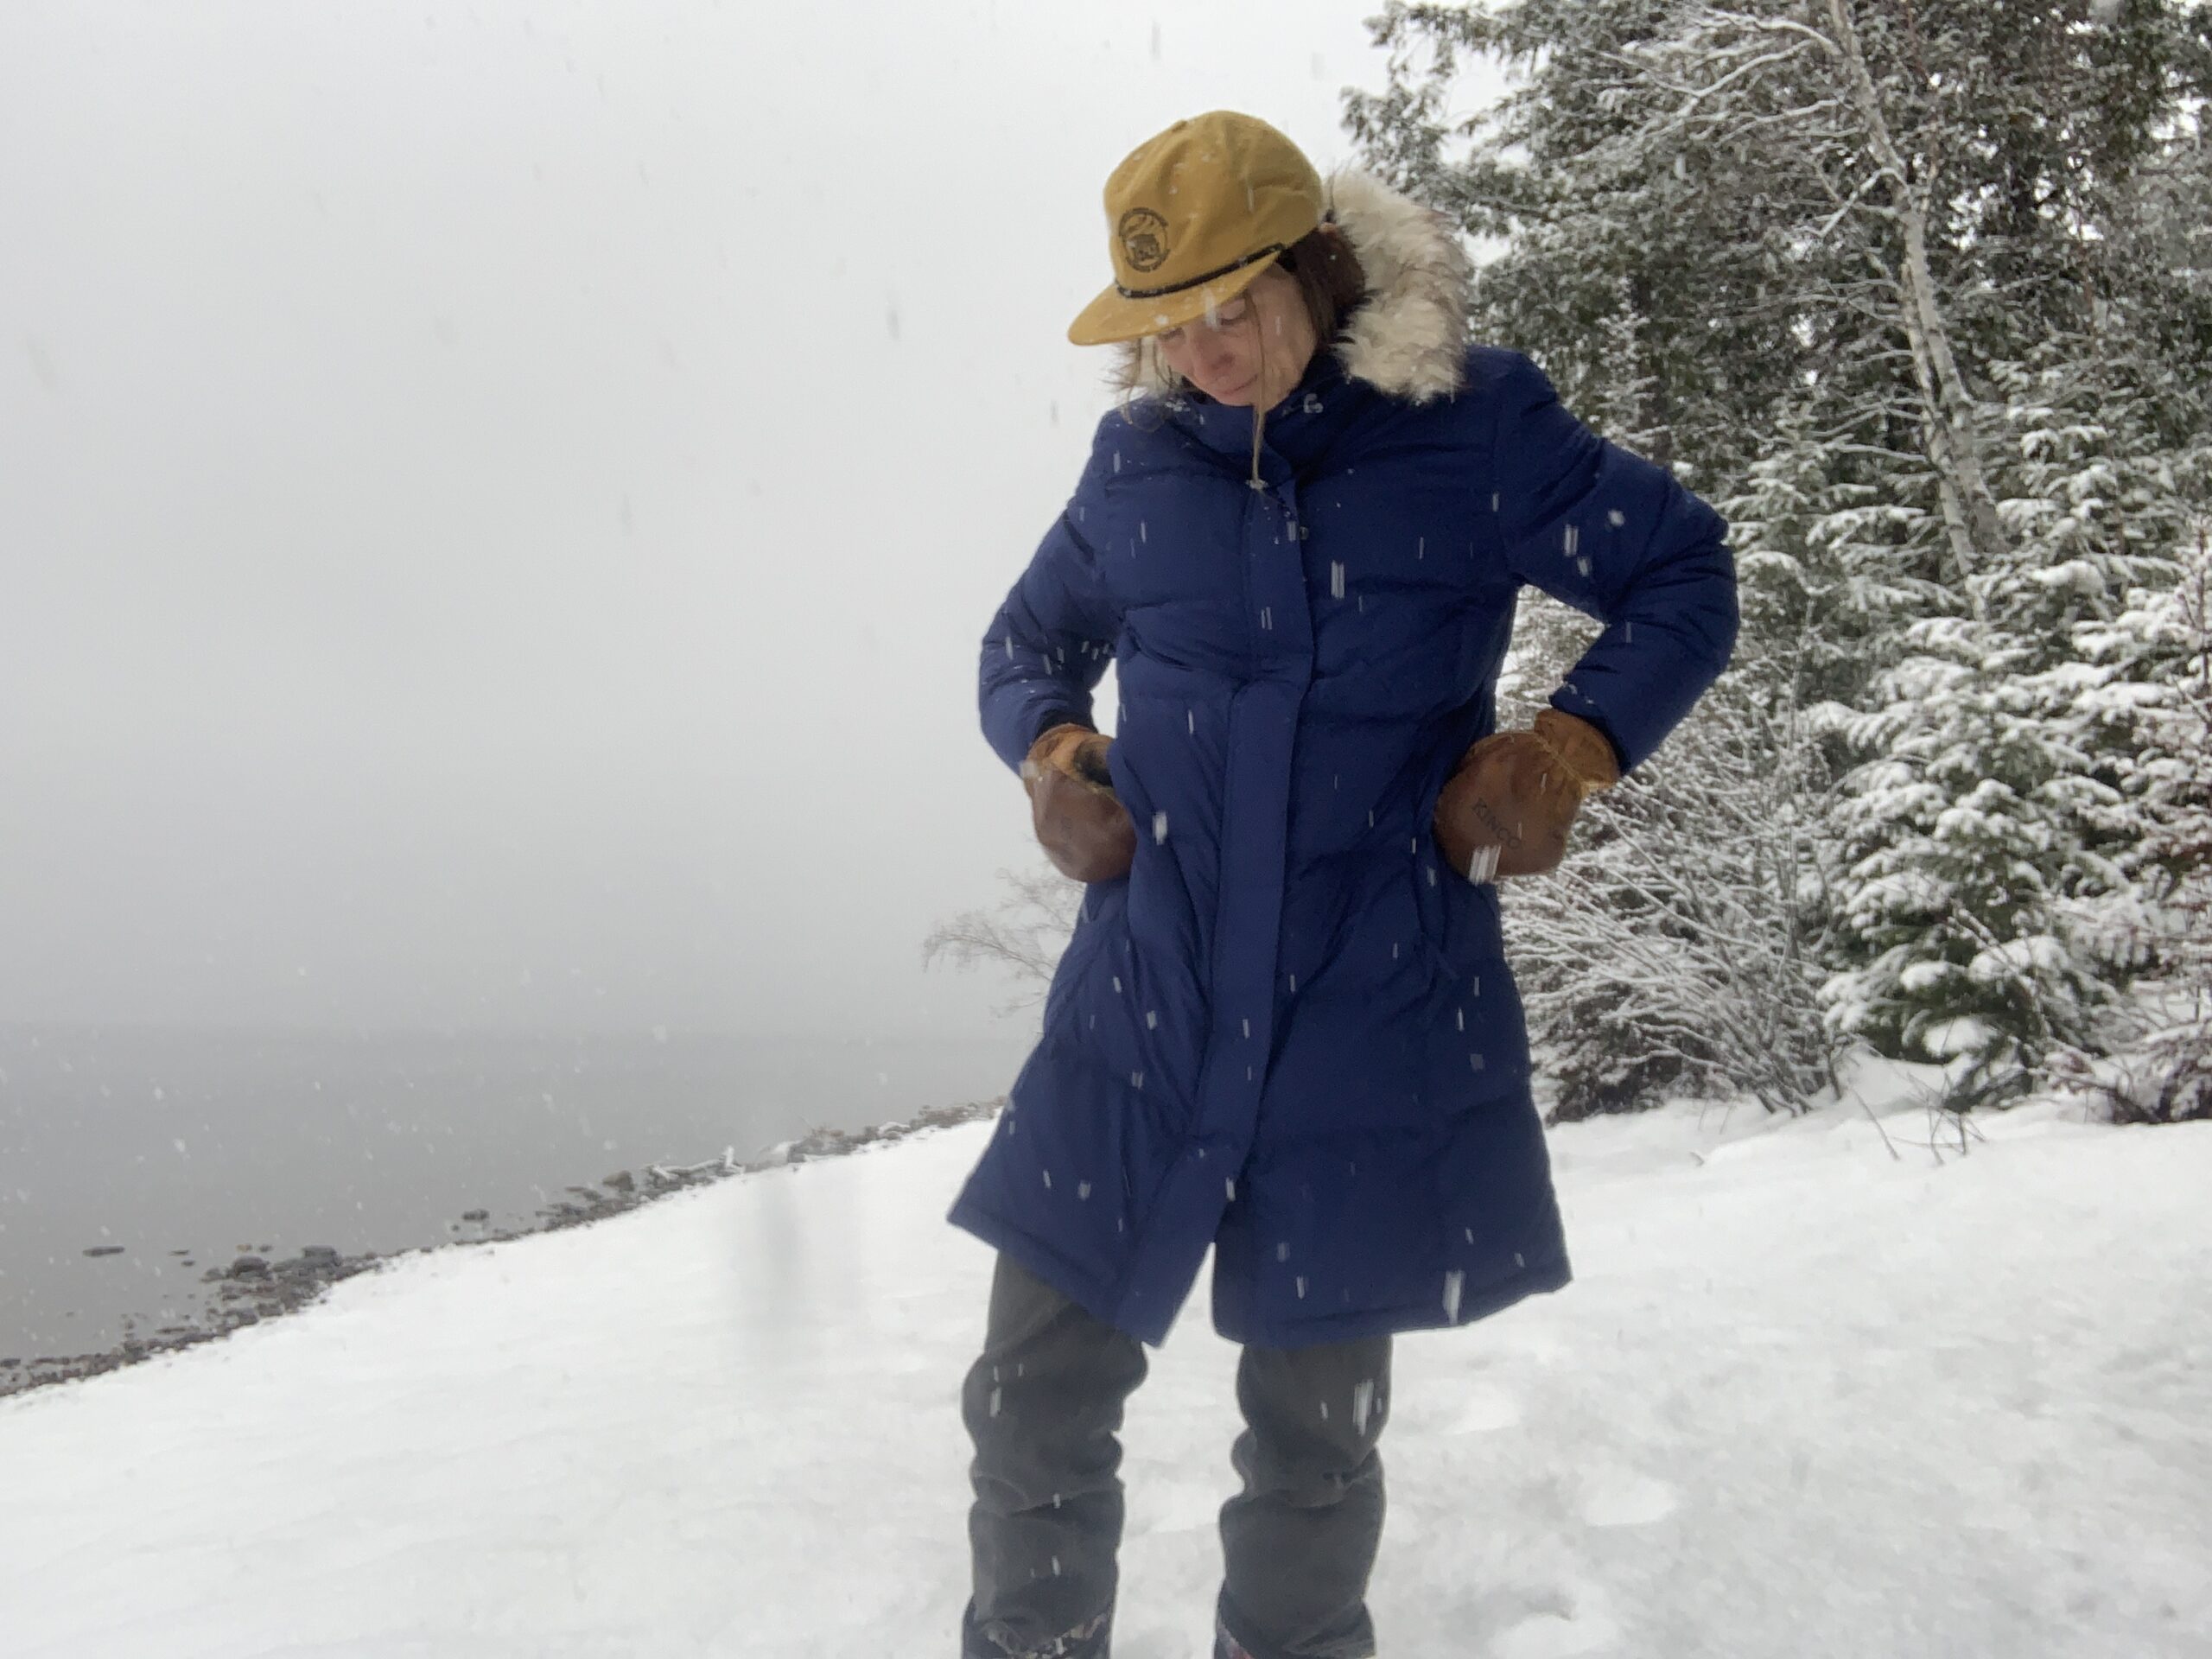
[{"xmin": 950, "ymin": 112, "xmax": 1737, "ymax": 1659}]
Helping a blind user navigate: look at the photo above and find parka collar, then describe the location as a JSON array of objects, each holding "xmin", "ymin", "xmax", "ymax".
[{"xmin": 1164, "ymin": 349, "xmax": 1376, "ymax": 485}]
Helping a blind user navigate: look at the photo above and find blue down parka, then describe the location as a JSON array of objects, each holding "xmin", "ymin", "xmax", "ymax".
[{"xmin": 949, "ymin": 173, "xmax": 1738, "ymax": 1349}]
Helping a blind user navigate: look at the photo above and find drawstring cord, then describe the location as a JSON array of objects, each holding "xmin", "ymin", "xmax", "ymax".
[{"xmin": 1249, "ymin": 292, "xmax": 1274, "ymax": 488}]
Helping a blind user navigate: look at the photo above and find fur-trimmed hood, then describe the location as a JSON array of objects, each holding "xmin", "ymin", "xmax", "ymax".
[{"xmin": 1117, "ymin": 168, "xmax": 1475, "ymax": 405}]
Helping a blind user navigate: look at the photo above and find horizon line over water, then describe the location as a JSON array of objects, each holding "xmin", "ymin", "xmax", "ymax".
[{"xmin": 0, "ymin": 1020, "xmax": 1035, "ymax": 1363}]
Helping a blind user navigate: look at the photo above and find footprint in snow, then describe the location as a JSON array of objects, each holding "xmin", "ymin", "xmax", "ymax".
[
  {"xmin": 1579, "ymin": 1469, "xmax": 1679, "ymax": 1529},
  {"xmin": 1484, "ymin": 1584, "xmax": 1623, "ymax": 1659},
  {"xmin": 1446, "ymin": 1384, "xmax": 1523, "ymax": 1433},
  {"xmin": 1495, "ymin": 1608, "xmax": 1624, "ymax": 1658}
]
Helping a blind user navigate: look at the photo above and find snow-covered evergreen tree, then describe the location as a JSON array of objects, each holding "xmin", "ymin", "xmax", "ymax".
[
  {"xmin": 1349, "ymin": 0, "xmax": 2212, "ymax": 1111},
  {"xmin": 2063, "ymin": 514, "xmax": 2212, "ymax": 1121}
]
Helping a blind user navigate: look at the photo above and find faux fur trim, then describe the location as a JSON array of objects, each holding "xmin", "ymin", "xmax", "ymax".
[
  {"xmin": 1113, "ymin": 168, "xmax": 1472, "ymax": 405},
  {"xmin": 1327, "ymin": 168, "xmax": 1474, "ymax": 402}
]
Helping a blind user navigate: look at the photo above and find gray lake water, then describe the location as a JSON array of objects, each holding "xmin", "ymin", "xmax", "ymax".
[{"xmin": 0, "ymin": 1022, "xmax": 1033, "ymax": 1363}]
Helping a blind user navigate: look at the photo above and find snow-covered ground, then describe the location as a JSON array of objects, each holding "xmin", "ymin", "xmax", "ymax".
[{"xmin": 3, "ymin": 1069, "xmax": 2207, "ymax": 1659}]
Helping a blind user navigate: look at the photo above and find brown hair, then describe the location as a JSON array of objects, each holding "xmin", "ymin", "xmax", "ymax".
[
  {"xmin": 1278, "ymin": 219, "xmax": 1368, "ymax": 353},
  {"xmin": 1110, "ymin": 219, "xmax": 1368, "ymax": 404}
]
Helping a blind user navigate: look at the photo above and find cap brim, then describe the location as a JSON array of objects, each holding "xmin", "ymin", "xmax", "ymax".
[{"xmin": 1066, "ymin": 256, "xmax": 1278, "ymax": 346}]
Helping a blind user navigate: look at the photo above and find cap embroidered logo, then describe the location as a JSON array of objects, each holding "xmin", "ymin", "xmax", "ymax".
[{"xmin": 1117, "ymin": 207, "xmax": 1169, "ymax": 272}]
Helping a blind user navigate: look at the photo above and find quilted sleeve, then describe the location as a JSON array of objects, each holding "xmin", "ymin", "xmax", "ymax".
[
  {"xmin": 977, "ymin": 418, "xmax": 1125, "ymax": 774},
  {"xmin": 1485, "ymin": 351, "xmax": 1739, "ymax": 772}
]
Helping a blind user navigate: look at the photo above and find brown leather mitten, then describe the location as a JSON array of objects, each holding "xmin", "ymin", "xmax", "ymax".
[
  {"xmin": 1433, "ymin": 709, "xmax": 1619, "ymax": 881},
  {"xmin": 1022, "ymin": 722, "xmax": 1136, "ymax": 883}
]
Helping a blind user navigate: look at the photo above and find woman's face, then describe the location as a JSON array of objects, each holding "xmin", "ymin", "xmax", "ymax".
[{"xmin": 1154, "ymin": 264, "xmax": 1316, "ymax": 411}]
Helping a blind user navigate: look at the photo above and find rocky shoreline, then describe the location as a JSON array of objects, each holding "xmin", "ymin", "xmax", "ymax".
[{"xmin": 0, "ymin": 1097, "xmax": 1002, "ymax": 1402}]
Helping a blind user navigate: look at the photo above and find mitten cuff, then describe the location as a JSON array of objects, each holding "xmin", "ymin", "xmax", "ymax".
[
  {"xmin": 1024, "ymin": 722, "xmax": 1096, "ymax": 781},
  {"xmin": 1533, "ymin": 709, "xmax": 1621, "ymax": 793}
]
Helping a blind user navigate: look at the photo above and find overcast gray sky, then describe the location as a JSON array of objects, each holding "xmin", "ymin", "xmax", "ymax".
[{"xmin": 0, "ymin": 1, "xmax": 1501, "ymax": 1041}]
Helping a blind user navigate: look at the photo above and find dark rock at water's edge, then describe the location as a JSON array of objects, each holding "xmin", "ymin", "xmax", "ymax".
[{"xmin": 0, "ymin": 1096, "xmax": 1004, "ymax": 1401}]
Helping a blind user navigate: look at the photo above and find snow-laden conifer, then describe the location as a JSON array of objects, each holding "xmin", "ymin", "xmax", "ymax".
[{"xmin": 1350, "ymin": 0, "xmax": 2212, "ymax": 1111}]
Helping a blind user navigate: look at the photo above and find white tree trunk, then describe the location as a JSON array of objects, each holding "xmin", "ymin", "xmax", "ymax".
[{"xmin": 1822, "ymin": 0, "xmax": 2009, "ymax": 585}]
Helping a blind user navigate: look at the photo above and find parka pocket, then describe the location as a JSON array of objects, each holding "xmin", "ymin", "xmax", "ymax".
[
  {"xmin": 1040, "ymin": 882, "xmax": 1127, "ymax": 1038},
  {"xmin": 1410, "ymin": 853, "xmax": 1507, "ymax": 989},
  {"xmin": 1410, "ymin": 764, "xmax": 1469, "ymax": 986}
]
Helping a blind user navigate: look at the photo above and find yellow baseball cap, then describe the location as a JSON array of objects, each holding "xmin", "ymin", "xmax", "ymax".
[{"xmin": 1067, "ymin": 111, "xmax": 1325, "ymax": 346}]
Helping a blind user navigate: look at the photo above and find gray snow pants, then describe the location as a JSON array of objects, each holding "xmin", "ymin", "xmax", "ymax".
[{"xmin": 961, "ymin": 1254, "xmax": 1389, "ymax": 1659}]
